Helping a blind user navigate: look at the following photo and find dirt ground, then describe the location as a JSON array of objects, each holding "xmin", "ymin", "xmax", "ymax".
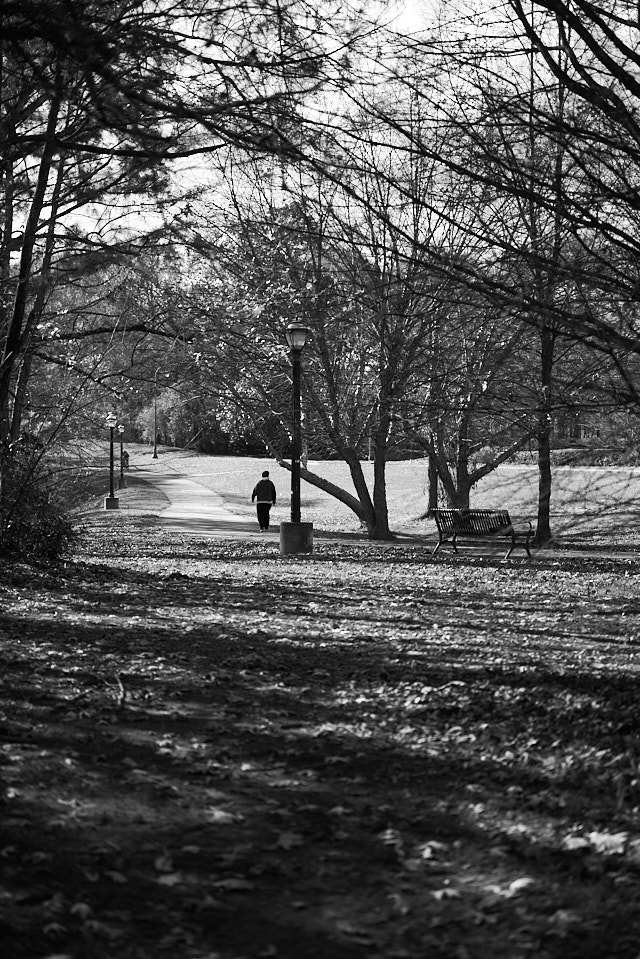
[{"xmin": 2, "ymin": 506, "xmax": 640, "ymax": 958}]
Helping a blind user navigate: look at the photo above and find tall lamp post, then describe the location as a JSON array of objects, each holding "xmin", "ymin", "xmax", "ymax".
[
  {"xmin": 118, "ymin": 424, "xmax": 126, "ymax": 489},
  {"xmin": 279, "ymin": 323, "xmax": 313, "ymax": 555},
  {"xmin": 104, "ymin": 412, "xmax": 119, "ymax": 510}
]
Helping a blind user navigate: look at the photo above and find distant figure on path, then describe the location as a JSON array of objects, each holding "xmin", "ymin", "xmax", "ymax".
[{"xmin": 251, "ymin": 470, "xmax": 276, "ymax": 531}]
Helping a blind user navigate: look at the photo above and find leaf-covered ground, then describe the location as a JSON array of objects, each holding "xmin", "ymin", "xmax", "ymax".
[{"xmin": 2, "ymin": 512, "xmax": 640, "ymax": 958}]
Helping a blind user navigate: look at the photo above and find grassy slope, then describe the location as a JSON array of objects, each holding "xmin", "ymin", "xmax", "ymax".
[{"xmin": 121, "ymin": 445, "xmax": 640, "ymax": 544}]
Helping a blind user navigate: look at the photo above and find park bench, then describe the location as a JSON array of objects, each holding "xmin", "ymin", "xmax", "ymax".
[{"xmin": 432, "ymin": 508, "xmax": 534, "ymax": 559}]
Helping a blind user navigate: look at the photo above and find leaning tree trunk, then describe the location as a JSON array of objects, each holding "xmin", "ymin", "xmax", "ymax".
[{"xmin": 344, "ymin": 446, "xmax": 393, "ymax": 540}]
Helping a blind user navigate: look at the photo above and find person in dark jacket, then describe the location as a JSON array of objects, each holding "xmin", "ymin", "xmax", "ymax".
[{"xmin": 251, "ymin": 470, "xmax": 276, "ymax": 531}]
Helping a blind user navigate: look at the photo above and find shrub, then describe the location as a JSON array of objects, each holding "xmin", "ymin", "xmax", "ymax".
[{"xmin": 0, "ymin": 435, "xmax": 77, "ymax": 561}]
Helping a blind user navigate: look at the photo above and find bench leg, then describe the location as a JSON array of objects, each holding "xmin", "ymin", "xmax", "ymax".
[
  {"xmin": 505, "ymin": 536, "xmax": 532, "ymax": 560},
  {"xmin": 432, "ymin": 534, "xmax": 457, "ymax": 556}
]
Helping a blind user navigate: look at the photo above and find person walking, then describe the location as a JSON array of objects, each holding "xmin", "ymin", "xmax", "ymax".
[{"xmin": 251, "ymin": 470, "xmax": 276, "ymax": 531}]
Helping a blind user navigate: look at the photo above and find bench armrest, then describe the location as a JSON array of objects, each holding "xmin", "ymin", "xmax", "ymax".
[{"xmin": 511, "ymin": 521, "xmax": 534, "ymax": 537}]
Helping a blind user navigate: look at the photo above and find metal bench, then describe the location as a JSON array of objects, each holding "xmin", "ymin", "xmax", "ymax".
[{"xmin": 432, "ymin": 508, "xmax": 534, "ymax": 559}]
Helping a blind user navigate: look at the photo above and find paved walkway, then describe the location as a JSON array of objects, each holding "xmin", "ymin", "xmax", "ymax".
[{"xmin": 133, "ymin": 469, "xmax": 276, "ymax": 539}]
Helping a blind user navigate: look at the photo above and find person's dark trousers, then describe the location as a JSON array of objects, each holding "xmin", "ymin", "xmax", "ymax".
[{"xmin": 256, "ymin": 503, "xmax": 271, "ymax": 530}]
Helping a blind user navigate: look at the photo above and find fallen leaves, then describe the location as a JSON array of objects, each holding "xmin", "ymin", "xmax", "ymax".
[
  {"xmin": 275, "ymin": 830, "xmax": 305, "ymax": 850},
  {"xmin": 204, "ymin": 806, "xmax": 241, "ymax": 824},
  {"xmin": 210, "ymin": 877, "xmax": 254, "ymax": 892},
  {"xmin": 563, "ymin": 830, "xmax": 629, "ymax": 855},
  {"xmin": 3, "ymin": 532, "xmax": 640, "ymax": 959}
]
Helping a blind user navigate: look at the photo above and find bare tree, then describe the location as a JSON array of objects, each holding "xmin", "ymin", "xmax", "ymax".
[{"xmin": 0, "ymin": 0, "xmax": 363, "ymax": 441}]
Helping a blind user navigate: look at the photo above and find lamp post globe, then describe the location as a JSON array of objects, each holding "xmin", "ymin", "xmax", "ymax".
[{"xmin": 285, "ymin": 323, "xmax": 309, "ymax": 352}]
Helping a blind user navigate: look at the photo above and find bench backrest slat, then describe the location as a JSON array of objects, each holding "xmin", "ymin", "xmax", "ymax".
[{"xmin": 434, "ymin": 508, "xmax": 511, "ymax": 534}]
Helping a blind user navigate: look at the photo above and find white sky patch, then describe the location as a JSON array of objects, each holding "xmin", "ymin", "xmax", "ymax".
[{"xmin": 387, "ymin": 0, "xmax": 436, "ymax": 34}]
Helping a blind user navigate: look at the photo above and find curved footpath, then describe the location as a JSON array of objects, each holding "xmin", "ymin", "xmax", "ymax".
[
  {"xmin": 131, "ymin": 468, "xmax": 271, "ymax": 539},
  {"xmin": 128, "ymin": 465, "xmax": 422, "ymax": 547},
  {"xmin": 125, "ymin": 466, "xmax": 479, "ymax": 553}
]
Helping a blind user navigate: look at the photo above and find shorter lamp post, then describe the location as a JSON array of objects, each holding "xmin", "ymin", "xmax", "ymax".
[
  {"xmin": 104, "ymin": 412, "xmax": 119, "ymax": 510},
  {"xmin": 153, "ymin": 367, "xmax": 159, "ymax": 458},
  {"xmin": 118, "ymin": 424, "xmax": 126, "ymax": 489},
  {"xmin": 279, "ymin": 323, "xmax": 313, "ymax": 555}
]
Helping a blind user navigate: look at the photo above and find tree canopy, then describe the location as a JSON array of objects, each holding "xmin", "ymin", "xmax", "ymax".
[{"xmin": 4, "ymin": 0, "xmax": 640, "ymax": 547}]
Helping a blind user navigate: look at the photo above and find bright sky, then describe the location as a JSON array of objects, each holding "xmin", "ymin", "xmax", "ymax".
[{"xmin": 391, "ymin": 0, "xmax": 436, "ymax": 32}]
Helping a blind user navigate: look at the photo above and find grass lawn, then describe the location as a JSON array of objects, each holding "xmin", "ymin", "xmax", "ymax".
[
  {"xmin": 119, "ymin": 445, "xmax": 640, "ymax": 546},
  {"xmin": 2, "ymin": 449, "xmax": 640, "ymax": 958}
]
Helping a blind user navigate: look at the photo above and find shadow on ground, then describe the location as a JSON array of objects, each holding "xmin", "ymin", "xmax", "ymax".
[{"xmin": 2, "ymin": 523, "xmax": 640, "ymax": 958}]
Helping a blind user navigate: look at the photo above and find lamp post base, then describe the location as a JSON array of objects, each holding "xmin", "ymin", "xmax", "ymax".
[
  {"xmin": 104, "ymin": 496, "xmax": 120, "ymax": 510},
  {"xmin": 279, "ymin": 521, "xmax": 313, "ymax": 555}
]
